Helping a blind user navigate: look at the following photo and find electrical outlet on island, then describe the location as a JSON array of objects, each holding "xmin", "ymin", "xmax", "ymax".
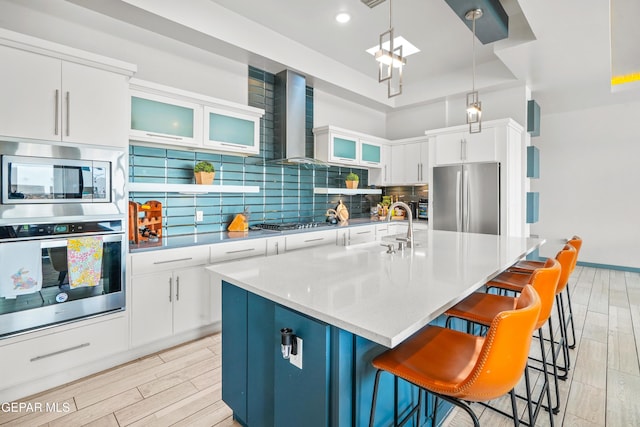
[{"xmin": 196, "ymin": 210, "xmax": 204, "ymax": 222}]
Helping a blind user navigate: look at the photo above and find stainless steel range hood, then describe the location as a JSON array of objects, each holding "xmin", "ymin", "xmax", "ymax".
[{"xmin": 268, "ymin": 70, "xmax": 328, "ymax": 167}]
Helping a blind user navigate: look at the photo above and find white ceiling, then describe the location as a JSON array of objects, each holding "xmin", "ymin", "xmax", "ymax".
[{"xmin": 23, "ymin": 0, "xmax": 640, "ymax": 114}]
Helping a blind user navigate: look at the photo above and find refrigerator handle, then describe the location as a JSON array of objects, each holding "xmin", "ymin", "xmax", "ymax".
[
  {"xmin": 464, "ymin": 169, "xmax": 470, "ymax": 231},
  {"xmin": 456, "ymin": 170, "xmax": 462, "ymax": 231}
]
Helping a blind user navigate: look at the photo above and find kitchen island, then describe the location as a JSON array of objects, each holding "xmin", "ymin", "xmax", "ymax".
[{"xmin": 207, "ymin": 229, "xmax": 544, "ymax": 427}]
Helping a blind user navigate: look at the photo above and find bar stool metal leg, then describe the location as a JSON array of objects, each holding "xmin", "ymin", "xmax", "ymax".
[
  {"xmin": 564, "ymin": 286, "xmax": 577, "ymax": 349},
  {"xmin": 369, "ymin": 369, "xmax": 422, "ymax": 427}
]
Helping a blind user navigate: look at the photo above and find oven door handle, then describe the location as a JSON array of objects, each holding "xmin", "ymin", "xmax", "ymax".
[{"xmin": 39, "ymin": 233, "xmax": 124, "ymax": 248}]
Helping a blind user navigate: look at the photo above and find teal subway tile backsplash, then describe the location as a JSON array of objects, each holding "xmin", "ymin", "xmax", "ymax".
[{"xmin": 129, "ymin": 66, "xmax": 374, "ymax": 236}]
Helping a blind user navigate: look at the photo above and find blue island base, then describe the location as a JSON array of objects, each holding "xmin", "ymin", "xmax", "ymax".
[{"xmin": 221, "ymin": 281, "xmax": 454, "ymax": 427}]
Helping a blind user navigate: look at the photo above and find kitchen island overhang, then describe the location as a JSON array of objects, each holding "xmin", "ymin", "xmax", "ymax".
[
  {"xmin": 208, "ymin": 230, "xmax": 545, "ymax": 348},
  {"xmin": 207, "ymin": 230, "xmax": 544, "ymax": 427}
]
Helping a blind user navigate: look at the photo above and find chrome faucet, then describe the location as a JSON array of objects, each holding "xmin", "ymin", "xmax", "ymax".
[{"xmin": 386, "ymin": 201, "xmax": 414, "ymax": 249}]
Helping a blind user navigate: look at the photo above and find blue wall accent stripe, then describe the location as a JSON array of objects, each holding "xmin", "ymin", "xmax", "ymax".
[{"xmin": 576, "ymin": 261, "xmax": 640, "ymax": 273}]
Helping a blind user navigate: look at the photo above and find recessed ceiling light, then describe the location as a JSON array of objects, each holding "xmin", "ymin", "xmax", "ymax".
[
  {"xmin": 366, "ymin": 36, "xmax": 420, "ymax": 57},
  {"xmin": 336, "ymin": 12, "xmax": 351, "ymax": 23}
]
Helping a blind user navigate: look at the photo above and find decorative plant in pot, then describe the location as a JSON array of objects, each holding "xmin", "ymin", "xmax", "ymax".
[
  {"xmin": 194, "ymin": 161, "xmax": 215, "ymax": 185},
  {"xmin": 345, "ymin": 172, "xmax": 359, "ymax": 189}
]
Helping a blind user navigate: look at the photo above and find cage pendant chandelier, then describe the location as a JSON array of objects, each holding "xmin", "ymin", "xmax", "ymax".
[
  {"xmin": 466, "ymin": 8, "xmax": 483, "ymax": 133},
  {"xmin": 375, "ymin": 0, "xmax": 405, "ymax": 97}
]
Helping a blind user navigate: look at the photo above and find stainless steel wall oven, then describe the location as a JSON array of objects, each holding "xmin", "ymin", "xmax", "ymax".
[
  {"xmin": 0, "ymin": 140, "xmax": 126, "ymax": 338},
  {"xmin": 0, "ymin": 220, "xmax": 125, "ymax": 337}
]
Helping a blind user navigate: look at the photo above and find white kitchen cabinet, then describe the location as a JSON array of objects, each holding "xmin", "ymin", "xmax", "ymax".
[
  {"xmin": 209, "ymin": 239, "xmax": 267, "ymax": 263},
  {"xmin": 130, "ymin": 79, "xmax": 264, "ymax": 155},
  {"xmin": 130, "ymin": 90, "xmax": 202, "ymax": 147},
  {"xmin": 130, "ymin": 270, "xmax": 174, "ymax": 346},
  {"xmin": 324, "ymin": 131, "xmax": 359, "ymax": 165},
  {"xmin": 285, "ymin": 229, "xmax": 337, "ymax": 252},
  {"xmin": 389, "ymin": 137, "xmax": 429, "ymax": 185},
  {"xmin": 360, "ymin": 139, "xmax": 383, "ymax": 168},
  {"xmin": 0, "ymin": 45, "xmax": 61, "ymax": 142},
  {"xmin": 130, "ymin": 266, "xmax": 211, "ymax": 347},
  {"xmin": 0, "ymin": 314, "xmax": 128, "ymax": 391},
  {"xmin": 0, "ymin": 41, "xmax": 133, "ymax": 147},
  {"xmin": 61, "ymin": 62, "xmax": 131, "ymax": 147},
  {"xmin": 432, "ymin": 127, "xmax": 496, "ymax": 165},
  {"xmin": 171, "ymin": 267, "xmax": 212, "ymax": 335},
  {"xmin": 130, "ymin": 247, "xmax": 212, "ymax": 348},
  {"xmin": 313, "ymin": 126, "xmax": 389, "ymax": 168},
  {"xmin": 336, "ymin": 225, "xmax": 377, "ymax": 246},
  {"xmin": 203, "ymin": 106, "xmax": 261, "ymax": 155},
  {"xmin": 369, "ymin": 144, "xmax": 392, "ymax": 186}
]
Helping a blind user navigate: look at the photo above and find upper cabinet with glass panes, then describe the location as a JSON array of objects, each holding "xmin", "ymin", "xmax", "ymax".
[{"xmin": 129, "ymin": 79, "xmax": 263, "ymax": 155}]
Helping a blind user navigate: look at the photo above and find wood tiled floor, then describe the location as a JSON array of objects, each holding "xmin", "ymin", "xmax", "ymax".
[{"xmin": 2, "ymin": 266, "xmax": 639, "ymax": 426}]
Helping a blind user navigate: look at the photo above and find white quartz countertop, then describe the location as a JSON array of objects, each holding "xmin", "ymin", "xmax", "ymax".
[{"xmin": 206, "ymin": 230, "xmax": 544, "ymax": 348}]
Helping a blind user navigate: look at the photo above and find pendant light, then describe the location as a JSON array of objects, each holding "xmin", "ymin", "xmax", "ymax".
[
  {"xmin": 375, "ymin": 0, "xmax": 405, "ymax": 97},
  {"xmin": 465, "ymin": 8, "xmax": 483, "ymax": 133}
]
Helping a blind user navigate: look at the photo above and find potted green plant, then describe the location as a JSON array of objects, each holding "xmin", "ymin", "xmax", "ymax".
[
  {"xmin": 345, "ymin": 172, "xmax": 359, "ymax": 189},
  {"xmin": 194, "ymin": 161, "xmax": 215, "ymax": 185}
]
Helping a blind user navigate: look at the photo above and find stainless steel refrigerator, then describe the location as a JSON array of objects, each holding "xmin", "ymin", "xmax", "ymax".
[{"xmin": 432, "ymin": 162, "xmax": 500, "ymax": 235}]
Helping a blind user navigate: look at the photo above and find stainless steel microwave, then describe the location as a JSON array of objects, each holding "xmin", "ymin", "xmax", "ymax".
[{"xmin": 1, "ymin": 155, "xmax": 111, "ymax": 204}]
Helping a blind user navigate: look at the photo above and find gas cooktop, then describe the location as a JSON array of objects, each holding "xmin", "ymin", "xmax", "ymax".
[{"xmin": 254, "ymin": 222, "xmax": 331, "ymax": 231}]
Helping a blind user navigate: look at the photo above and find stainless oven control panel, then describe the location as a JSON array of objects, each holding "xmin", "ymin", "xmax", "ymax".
[{"xmin": 0, "ymin": 220, "xmax": 122, "ymax": 241}]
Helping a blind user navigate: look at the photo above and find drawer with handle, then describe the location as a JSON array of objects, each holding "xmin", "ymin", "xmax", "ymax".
[
  {"xmin": 0, "ymin": 315, "xmax": 127, "ymax": 389},
  {"xmin": 131, "ymin": 246, "xmax": 209, "ymax": 275},
  {"xmin": 210, "ymin": 240, "xmax": 266, "ymax": 263},
  {"xmin": 285, "ymin": 229, "xmax": 337, "ymax": 252}
]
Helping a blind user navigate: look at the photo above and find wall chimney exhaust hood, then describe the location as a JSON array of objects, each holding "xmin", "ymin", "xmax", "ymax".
[{"xmin": 265, "ymin": 70, "xmax": 328, "ymax": 168}]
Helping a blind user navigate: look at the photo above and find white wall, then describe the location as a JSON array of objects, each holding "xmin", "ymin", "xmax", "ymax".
[
  {"xmin": 313, "ymin": 89, "xmax": 386, "ymax": 137},
  {"xmin": 386, "ymin": 102, "xmax": 447, "ymax": 140},
  {"xmin": 530, "ymin": 101, "xmax": 640, "ymax": 269},
  {"xmin": 386, "ymin": 84, "xmax": 528, "ymax": 139}
]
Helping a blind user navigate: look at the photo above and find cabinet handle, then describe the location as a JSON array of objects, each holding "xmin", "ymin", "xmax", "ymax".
[
  {"xmin": 417, "ymin": 164, "xmax": 420, "ymax": 181},
  {"xmin": 145, "ymin": 133, "xmax": 183, "ymax": 140},
  {"xmin": 30, "ymin": 343, "xmax": 90, "ymax": 362},
  {"xmin": 275, "ymin": 241, "xmax": 279, "ymax": 255},
  {"xmin": 169, "ymin": 277, "xmax": 173, "ymax": 302},
  {"xmin": 343, "ymin": 234, "xmax": 347, "ymax": 246},
  {"xmin": 304, "ymin": 237, "xmax": 325, "ymax": 243},
  {"xmin": 65, "ymin": 92, "xmax": 70, "ymax": 137},
  {"xmin": 54, "ymin": 89, "xmax": 59, "ymax": 135},
  {"xmin": 384, "ymin": 165, "xmax": 387, "ymax": 181},
  {"xmin": 176, "ymin": 276, "xmax": 180, "ymax": 301},
  {"xmin": 356, "ymin": 230, "xmax": 372, "ymax": 235},
  {"xmin": 335, "ymin": 157, "xmax": 355, "ymax": 162},
  {"xmin": 220, "ymin": 142, "xmax": 247, "ymax": 149},
  {"xmin": 154, "ymin": 257, "xmax": 193, "ymax": 265},
  {"xmin": 225, "ymin": 248, "xmax": 255, "ymax": 254}
]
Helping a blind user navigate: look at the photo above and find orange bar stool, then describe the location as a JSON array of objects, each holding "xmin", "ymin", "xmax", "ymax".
[
  {"xmin": 489, "ymin": 245, "xmax": 576, "ymax": 382},
  {"xmin": 368, "ymin": 285, "xmax": 541, "ymax": 427},
  {"xmin": 445, "ymin": 258, "xmax": 561, "ymax": 426},
  {"xmin": 511, "ymin": 236, "xmax": 582, "ymax": 350}
]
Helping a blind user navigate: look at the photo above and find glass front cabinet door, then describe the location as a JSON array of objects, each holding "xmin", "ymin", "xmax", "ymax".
[
  {"xmin": 330, "ymin": 133, "xmax": 359, "ymax": 164},
  {"xmin": 130, "ymin": 90, "xmax": 202, "ymax": 147},
  {"xmin": 203, "ymin": 107, "xmax": 261, "ymax": 155},
  {"xmin": 360, "ymin": 140, "xmax": 382, "ymax": 168}
]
